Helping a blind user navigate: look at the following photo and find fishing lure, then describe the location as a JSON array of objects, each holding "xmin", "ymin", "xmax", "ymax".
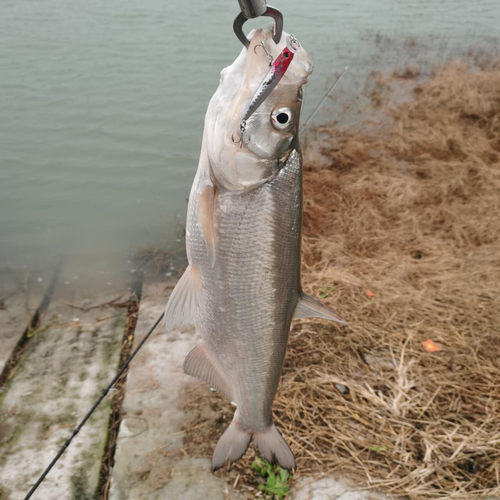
[{"xmin": 234, "ymin": 35, "xmax": 300, "ymax": 146}]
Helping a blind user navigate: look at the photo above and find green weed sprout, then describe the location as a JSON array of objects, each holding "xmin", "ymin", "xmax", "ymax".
[
  {"xmin": 251, "ymin": 457, "xmax": 291, "ymax": 499},
  {"xmin": 318, "ymin": 286, "xmax": 334, "ymax": 299}
]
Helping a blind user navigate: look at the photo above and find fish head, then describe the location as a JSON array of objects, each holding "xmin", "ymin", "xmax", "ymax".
[{"xmin": 204, "ymin": 28, "xmax": 313, "ymax": 191}]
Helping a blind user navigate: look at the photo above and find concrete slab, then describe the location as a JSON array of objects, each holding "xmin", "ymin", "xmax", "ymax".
[
  {"xmin": 110, "ymin": 283, "xmax": 243, "ymax": 500},
  {"xmin": 151, "ymin": 457, "xmax": 239, "ymax": 500},
  {"xmin": 291, "ymin": 477, "xmax": 391, "ymax": 500},
  {"xmin": 0, "ymin": 294, "xmax": 127, "ymax": 500}
]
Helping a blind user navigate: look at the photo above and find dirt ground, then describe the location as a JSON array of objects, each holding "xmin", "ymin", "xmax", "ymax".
[{"xmin": 179, "ymin": 55, "xmax": 500, "ymax": 499}]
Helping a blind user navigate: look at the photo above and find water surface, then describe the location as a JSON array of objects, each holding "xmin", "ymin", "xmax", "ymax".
[{"xmin": 1, "ymin": 0, "xmax": 498, "ymax": 288}]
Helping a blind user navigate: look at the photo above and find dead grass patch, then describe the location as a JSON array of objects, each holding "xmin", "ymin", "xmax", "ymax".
[{"xmin": 182, "ymin": 60, "xmax": 500, "ymax": 499}]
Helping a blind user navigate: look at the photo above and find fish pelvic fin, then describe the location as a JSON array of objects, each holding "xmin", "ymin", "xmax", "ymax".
[
  {"xmin": 211, "ymin": 414, "xmax": 296, "ymax": 472},
  {"xmin": 198, "ymin": 181, "xmax": 218, "ymax": 268},
  {"xmin": 183, "ymin": 341, "xmax": 234, "ymax": 401},
  {"xmin": 164, "ymin": 265, "xmax": 203, "ymax": 331},
  {"xmin": 293, "ymin": 293, "xmax": 347, "ymax": 325}
]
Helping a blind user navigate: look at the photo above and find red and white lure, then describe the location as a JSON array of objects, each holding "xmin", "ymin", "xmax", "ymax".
[{"xmin": 234, "ymin": 35, "xmax": 300, "ymax": 146}]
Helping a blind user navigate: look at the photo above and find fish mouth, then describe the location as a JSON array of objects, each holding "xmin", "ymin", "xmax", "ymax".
[{"xmin": 245, "ymin": 29, "xmax": 313, "ymax": 84}]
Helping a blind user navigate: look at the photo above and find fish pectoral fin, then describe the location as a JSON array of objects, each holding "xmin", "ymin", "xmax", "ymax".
[
  {"xmin": 293, "ymin": 293, "xmax": 347, "ymax": 324},
  {"xmin": 164, "ymin": 265, "xmax": 204, "ymax": 331},
  {"xmin": 183, "ymin": 341, "xmax": 234, "ymax": 401},
  {"xmin": 198, "ymin": 181, "xmax": 218, "ymax": 267}
]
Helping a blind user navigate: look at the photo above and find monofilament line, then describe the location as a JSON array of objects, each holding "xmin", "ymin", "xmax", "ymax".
[
  {"xmin": 23, "ymin": 312, "xmax": 165, "ymax": 500},
  {"xmin": 301, "ymin": 66, "xmax": 348, "ymax": 131}
]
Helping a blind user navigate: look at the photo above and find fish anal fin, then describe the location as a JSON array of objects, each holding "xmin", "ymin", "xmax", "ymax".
[
  {"xmin": 183, "ymin": 341, "xmax": 234, "ymax": 401},
  {"xmin": 164, "ymin": 265, "xmax": 203, "ymax": 331},
  {"xmin": 198, "ymin": 182, "xmax": 218, "ymax": 267},
  {"xmin": 293, "ymin": 293, "xmax": 347, "ymax": 324}
]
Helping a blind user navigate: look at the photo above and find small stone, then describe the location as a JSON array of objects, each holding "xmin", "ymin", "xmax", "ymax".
[{"xmin": 335, "ymin": 383, "xmax": 349, "ymax": 394}]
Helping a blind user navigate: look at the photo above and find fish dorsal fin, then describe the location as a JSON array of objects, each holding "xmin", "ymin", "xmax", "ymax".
[
  {"xmin": 293, "ymin": 293, "xmax": 347, "ymax": 324},
  {"xmin": 164, "ymin": 265, "xmax": 204, "ymax": 331},
  {"xmin": 198, "ymin": 181, "xmax": 218, "ymax": 267},
  {"xmin": 183, "ymin": 341, "xmax": 234, "ymax": 401}
]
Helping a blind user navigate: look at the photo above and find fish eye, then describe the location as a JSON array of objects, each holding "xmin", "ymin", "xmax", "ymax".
[
  {"xmin": 277, "ymin": 113, "xmax": 288, "ymax": 124},
  {"xmin": 271, "ymin": 107, "xmax": 294, "ymax": 130}
]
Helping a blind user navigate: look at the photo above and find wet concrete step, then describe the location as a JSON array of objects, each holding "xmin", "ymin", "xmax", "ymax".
[
  {"xmin": 109, "ymin": 283, "xmax": 243, "ymax": 500},
  {"xmin": 0, "ymin": 292, "xmax": 128, "ymax": 500}
]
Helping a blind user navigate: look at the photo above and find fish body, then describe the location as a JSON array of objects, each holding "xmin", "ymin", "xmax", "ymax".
[{"xmin": 165, "ymin": 28, "xmax": 345, "ymax": 471}]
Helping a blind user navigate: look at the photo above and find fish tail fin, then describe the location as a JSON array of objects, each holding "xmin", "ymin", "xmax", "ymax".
[
  {"xmin": 211, "ymin": 414, "xmax": 296, "ymax": 472},
  {"xmin": 253, "ymin": 423, "xmax": 296, "ymax": 471},
  {"xmin": 211, "ymin": 412, "xmax": 252, "ymax": 472}
]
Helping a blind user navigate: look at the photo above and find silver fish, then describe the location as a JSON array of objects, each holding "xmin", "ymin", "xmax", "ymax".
[{"xmin": 164, "ymin": 28, "xmax": 346, "ymax": 471}]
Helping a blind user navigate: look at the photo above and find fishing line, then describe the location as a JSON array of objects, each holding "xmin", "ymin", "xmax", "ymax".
[
  {"xmin": 301, "ymin": 83, "xmax": 308, "ymax": 126},
  {"xmin": 301, "ymin": 66, "xmax": 348, "ymax": 131},
  {"xmin": 23, "ymin": 311, "xmax": 165, "ymax": 500}
]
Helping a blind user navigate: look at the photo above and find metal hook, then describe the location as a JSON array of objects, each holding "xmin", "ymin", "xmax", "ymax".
[
  {"xmin": 231, "ymin": 121, "xmax": 251, "ymax": 148},
  {"xmin": 254, "ymin": 42, "xmax": 273, "ymax": 66},
  {"xmin": 286, "ymin": 34, "xmax": 300, "ymax": 52},
  {"xmin": 231, "ymin": 132, "xmax": 251, "ymax": 148},
  {"xmin": 233, "ymin": 6, "xmax": 284, "ymax": 48},
  {"xmin": 237, "ymin": 0, "xmax": 268, "ymax": 18}
]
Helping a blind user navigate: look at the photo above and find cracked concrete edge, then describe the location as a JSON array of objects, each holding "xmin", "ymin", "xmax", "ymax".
[{"xmin": 0, "ymin": 290, "xmax": 44, "ymax": 374}]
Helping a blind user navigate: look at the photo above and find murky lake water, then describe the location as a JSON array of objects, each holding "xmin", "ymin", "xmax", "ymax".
[{"xmin": 1, "ymin": 0, "xmax": 498, "ymax": 288}]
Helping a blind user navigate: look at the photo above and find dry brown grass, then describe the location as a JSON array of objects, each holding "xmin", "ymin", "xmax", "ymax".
[{"xmin": 181, "ymin": 60, "xmax": 500, "ymax": 499}]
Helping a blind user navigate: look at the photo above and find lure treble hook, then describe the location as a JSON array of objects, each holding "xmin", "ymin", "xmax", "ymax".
[
  {"xmin": 231, "ymin": 121, "xmax": 250, "ymax": 148},
  {"xmin": 254, "ymin": 41, "xmax": 273, "ymax": 66}
]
